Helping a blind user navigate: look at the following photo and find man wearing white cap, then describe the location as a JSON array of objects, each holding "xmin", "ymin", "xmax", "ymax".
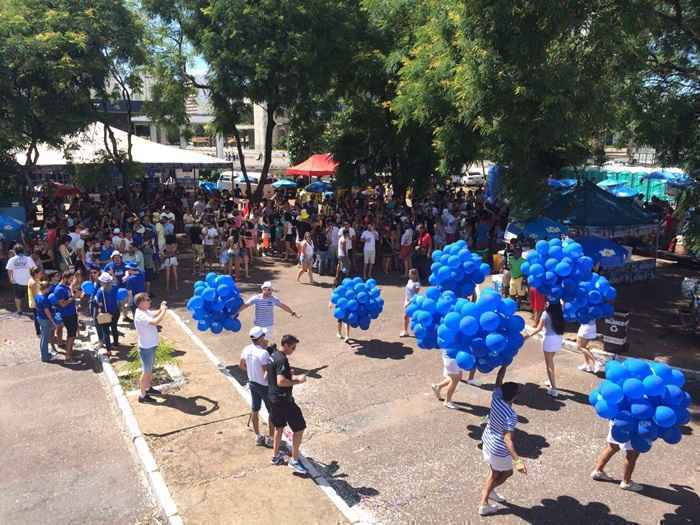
[
  {"xmin": 237, "ymin": 281, "xmax": 299, "ymax": 338},
  {"xmin": 104, "ymin": 251, "xmax": 126, "ymax": 286},
  {"xmin": 240, "ymin": 326, "xmax": 274, "ymax": 447},
  {"xmin": 93, "ymin": 272, "xmax": 120, "ymax": 355}
]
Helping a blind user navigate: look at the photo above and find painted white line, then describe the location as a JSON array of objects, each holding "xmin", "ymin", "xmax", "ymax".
[
  {"xmin": 168, "ymin": 309, "xmax": 376, "ymax": 525},
  {"xmin": 87, "ymin": 324, "xmax": 183, "ymax": 524}
]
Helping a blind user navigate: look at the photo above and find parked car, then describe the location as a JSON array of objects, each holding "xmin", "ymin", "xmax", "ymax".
[
  {"xmin": 462, "ymin": 172, "xmax": 486, "ymax": 186},
  {"xmin": 217, "ymin": 170, "xmax": 261, "ymax": 192}
]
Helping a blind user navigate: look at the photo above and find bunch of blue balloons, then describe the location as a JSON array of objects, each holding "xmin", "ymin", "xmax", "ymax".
[
  {"xmin": 186, "ymin": 273, "xmax": 243, "ymax": 334},
  {"xmin": 589, "ymin": 359, "xmax": 691, "ymax": 452},
  {"xmin": 437, "ymin": 288, "xmax": 526, "ymax": 372},
  {"xmin": 522, "ymin": 238, "xmax": 616, "ymax": 322},
  {"xmin": 407, "ymin": 287, "xmax": 457, "ymax": 349},
  {"xmin": 428, "ymin": 240, "xmax": 490, "ymax": 297},
  {"xmin": 331, "ymin": 278, "xmax": 384, "ymax": 330}
]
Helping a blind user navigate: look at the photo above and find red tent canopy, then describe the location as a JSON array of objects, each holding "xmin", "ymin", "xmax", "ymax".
[{"xmin": 286, "ymin": 153, "xmax": 338, "ymax": 178}]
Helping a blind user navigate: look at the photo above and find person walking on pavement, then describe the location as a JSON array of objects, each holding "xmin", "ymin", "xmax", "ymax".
[
  {"xmin": 361, "ymin": 223, "xmax": 379, "ymax": 280},
  {"xmin": 93, "ymin": 272, "xmax": 120, "ymax": 357},
  {"xmin": 268, "ymin": 334, "xmax": 308, "ymax": 475},
  {"xmin": 240, "ymin": 326, "xmax": 274, "ymax": 448},
  {"xmin": 237, "ymin": 281, "xmax": 299, "ymax": 339},
  {"xmin": 5, "ymin": 244, "xmax": 37, "ymax": 315},
  {"xmin": 133, "ymin": 293, "xmax": 168, "ymax": 404},
  {"xmin": 34, "ymin": 280, "xmax": 58, "ymax": 363},
  {"xmin": 525, "ymin": 301, "xmax": 565, "ymax": 398},
  {"xmin": 590, "ymin": 422, "xmax": 643, "ymax": 492},
  {"xmin": 478, "ymin": 367, "xmax": 527, "ymax": 516}
]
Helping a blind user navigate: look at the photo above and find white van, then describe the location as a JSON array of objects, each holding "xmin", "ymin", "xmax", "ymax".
[{"xmin": 217, "ymin": 170, "xmax": 261, "ymax": 192}]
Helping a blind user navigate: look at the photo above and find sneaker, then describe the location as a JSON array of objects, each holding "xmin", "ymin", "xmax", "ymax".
[
  {"xmin": 478, "ymin": 503, "xmax": 498, "ymax": 516},
  {"xmin": 399, "ymin": 331, "xmax": 408, "ymax": 337},
  {"xmin": 288, "ymin": 458, "xmax": 308, "ymax": 475},
  {"xmin": 578, "ymin": 364, "xmax": 593, "ymax": 372},
  {"xmin": 264, "ymin": 436, "xmax": 273, "ymax": 448},
  {"xmin": 138, "ymin": 394, "xmax": 157, "ymax": 404},
  {"xmin": 591, "ymin": 470, "xmax": 614, "ymax": 481},
  {"xmin": 489, "ymin": 490, "xmax": 507, "ymax": 503},
  {"xmin": 444, "ymin": 401, "xmax": 458, "ymax": 410},
  {"xmin": 467, "ymin": 378, "xmax": 480, "ymax": 386},
  {"xmin": 543, "ymin": 379, "xmax": 552, "ymax": 388},
  {"xmin": 271, "ymin": 453, "xmax": 286, "ymax": 465},
  {"xmin": 593, "ymin": 361, "xmax": 604, "ymax": 374},
  {"xmin": 147, "ymin": 387, "xmax": 161, "ymax": 396},
  {"xmin": 431, "ymin": 384, "xmax": 441, "ymax": 400},
  {"xmin": 546, "ymin": 388, "xmax": 560, "ymax": 398},
  {"xmin": 620, "ymin": 481, "xmax": 643, "ymax": 492},
  {"xmin": 337, "ymin": 333, "xmax": 343, "ymax": 339},
  {"xmin": 255, "ymin": 435, "xmax": 267, "ymax": 447}
]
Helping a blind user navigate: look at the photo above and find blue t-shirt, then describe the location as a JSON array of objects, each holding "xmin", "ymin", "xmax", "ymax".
[
  {"xmin": 53, "ymin": 283, "xmax": 77, "ymax": 317},
  {"xmin": 104, "ymin": 261, "xmax": 126, "ymax": 286},
  {"xmin": 482, "ymin": 387, "xmax": 518, "ymax": 457},
  {"xmin": 100, "ymin": 246, "xmax": 113, "ymax": 263},
  {"xmin": 125, "ymin": 272, "xmax": 146, "ymax": 297},
  {"xmin": 35, "ymin": 293, "xmax": 53, "ymax": 321},
  {"xmin": 93, "ymin": 286, "xmax": 119, "ymax": 314}
]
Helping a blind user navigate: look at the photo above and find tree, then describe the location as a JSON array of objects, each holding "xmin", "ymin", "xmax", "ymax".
[{"xmin": 143, "ymin": 0, "xmax": 366, "ymax": 202}]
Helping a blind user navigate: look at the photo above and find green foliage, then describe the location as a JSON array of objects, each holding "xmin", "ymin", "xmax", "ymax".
[{"xmin": 124, "ymin": 339, "xmax": 179, "ymax": 377}]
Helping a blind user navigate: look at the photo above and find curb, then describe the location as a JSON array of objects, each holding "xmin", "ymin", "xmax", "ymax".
[
  {"xmin": 86, "ymin": 323, "xmax": 183, "ymax": 525},
  {"xmin": 535, "ymin": 333, "xmax": 700, "ymax": 380},
  {"xmin": 167, "ymin": 310, "xmax": 376, "ymax": 525}
]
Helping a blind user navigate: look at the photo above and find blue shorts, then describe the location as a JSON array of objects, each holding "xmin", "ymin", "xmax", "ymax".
[
  {"xmin": 139, "ymin": 346, "xmax": 157, "ymax": 373},
  {"xmin": 249, "ymin": 381, "xmax": 270, "ymax": 413}
]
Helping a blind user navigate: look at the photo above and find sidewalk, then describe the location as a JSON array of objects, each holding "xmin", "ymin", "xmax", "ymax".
[
  {"xmin": 117, "ymin": 313, "xmax": 347, "ymax": 525},
  {"xmin": 0, "ymin": 311, "xmax": 156, "ymax": 525}
]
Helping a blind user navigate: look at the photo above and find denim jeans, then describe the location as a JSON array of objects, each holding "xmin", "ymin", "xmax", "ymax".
[
  {"xmin": 96, "ymin": 312, "xmax": 119, "ymax": 350},
  {"xmin": 317, "ymin": 250, "xmax": 330, "ymax": 275},
  {"xmin": 38, "ymin": 318, "xmax": 53, "ymax": 361}
]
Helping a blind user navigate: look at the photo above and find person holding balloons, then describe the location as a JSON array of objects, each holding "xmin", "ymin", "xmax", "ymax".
[
  {"xmin": 525, "ymin": 301, "xmax": 565, "ymax": 398},
  {"xmin": 590, "ymin": 423, "xmax": 642, "ymax": 491},
  {"xmin": 237, "ymin": 281, "xmax": 299, "ymax": 340}
]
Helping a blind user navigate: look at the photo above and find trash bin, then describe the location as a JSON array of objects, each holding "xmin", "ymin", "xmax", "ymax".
[{"xmin": 601, "ymin": 310, "xmax": 630, "ymax": 354}]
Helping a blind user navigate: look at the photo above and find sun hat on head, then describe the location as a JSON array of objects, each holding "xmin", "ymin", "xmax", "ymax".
[
  {"xmin": 110, "ymin": 250, "xmax": 121, "ymax": 258},
  {"xmin": 249, "ymin": 326, "xmax": 267, "ymax": 340},
  {"xmin": 98, "ymin": 272, "xmax": 113, "ymax": 284},
  {"xmin": 113, "ymin": 228, "xmax": 120, "ymax": 234},
  {"xmin": 260, "ymin": 281, "xmax": 273, "ymax": 290}
]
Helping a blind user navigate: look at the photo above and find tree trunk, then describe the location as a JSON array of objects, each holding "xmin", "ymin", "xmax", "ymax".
[
  {"xmin": 232, "ymin": 124, "xmax": 252, "ymax": 200},
  {"xmin": 252, "ymin": 104, "xmax": 276, "ymax": 204}
]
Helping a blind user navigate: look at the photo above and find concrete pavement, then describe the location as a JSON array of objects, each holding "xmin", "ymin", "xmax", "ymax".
[{"xmin": 0, "ymin": 311, "xmax": 157, "ymax": 524}]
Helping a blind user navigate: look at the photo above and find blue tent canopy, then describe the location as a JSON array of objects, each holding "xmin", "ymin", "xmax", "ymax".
[
  {"xmin": 544, "ymin": 181, "xmax": 656, "ymax": 236},
  {"xmin": 504, "ymin": 217, "xmax": 568, "ymax": 241},
  {"xmin": 272, "ymin": 179, "xmax": 297, "ymax": 189},
  {"xmin": 575, "ymin": 236, "xmax": 629, "ymax": 268},
  {"xmin": 548, "ymin": 179, "xmax": 577, "ymax": 189},
  {"xmin": 305, "ymin": 181, "xmax": 333, "ymax": 193},
  {"xmin": 0, "ymin": 214, "xmax": 25, "ymax": 241}
]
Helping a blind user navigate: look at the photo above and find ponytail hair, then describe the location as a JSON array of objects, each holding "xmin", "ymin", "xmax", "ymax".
[{"xmin": 547, "ymin": 301, "xmax": 565, "ymax": 335}]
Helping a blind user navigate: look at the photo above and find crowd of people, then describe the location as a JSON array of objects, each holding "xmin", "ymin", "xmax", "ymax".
[{"xmin": 2, "ymin": 178, "xmax": 655, "ymax": 511}]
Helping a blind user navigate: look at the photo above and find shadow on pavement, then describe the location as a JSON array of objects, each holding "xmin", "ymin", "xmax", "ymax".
[
  {"xmin": 157, "ymin": 394, "xmax": 220, "ymax": 416},
  {"xmin": 225, "ymin": 364, "xmax": 248, "ymax": 386},
  {"xmin": 465, "ymin": 424, "xmax": 549, "ymax": 459},
  {"xmin": 642, "ymin": 483, "xmax": 699, "ymax": 525},
  {"xmin": 513, "ymin": 383, "xmax": 566, "ymax": 411},
  {"xmin": 293, "ymin": 364, "xmax": 329, "ymax": 379},
  {"xmin": 501, "ymin": 495, "xmax": 634, "ymax": 524},
  {"xmin": 349, "ymin": 339, "xmax": 413, "ymax": 360},
  {"xmin": 305, "ymin": 458, "xmax": 380, "ymax": 507}
]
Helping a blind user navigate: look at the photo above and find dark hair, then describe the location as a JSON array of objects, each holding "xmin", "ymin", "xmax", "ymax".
[
  {"xmin": 281, "ymin": 334, "xmax": 299, "ymax": 347},
  {"xmin": 547, "ymin": 301, "xmax": 565, "ymax": 335},
  {"xmin": 14, "ymin": 244, "xmax": 24, "ymax": 254},
  {"xmin": 61, "ymin": 270, "xmax": 75, "ymax": 280},
  {"xmin": 501, "ymin": 382, "xmax": 520, "ymax": 402}
]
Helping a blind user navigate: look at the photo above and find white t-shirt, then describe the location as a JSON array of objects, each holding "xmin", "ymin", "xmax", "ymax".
[
  {"xmin": 134, "ymin": 308, "xmax": 160, "ymax": 348},
  {"xmin": 203, "ymin": 227, "xmax": 219, "ymax": 246},
  {"xmin": 361, "ymin": 230, "xmax": 379, "ymax": 252},
  {"xmin": 241, "ymin": 343, "xmax": 272, "ymax": 386},
  {"xmin": 68, "ymin": 232, "xmax": 81, "ymax": 251},
  {"xmin": 338, "ymin": 236, "xmax": 349, "ymax": 257},
  {"xmin": 329, "ymin": 226, "xmax": 340, "ymax": 246},
  {"xmin": 405, "ymin": 279, "xmax": 420, "ymax": 304},
  {"xmin": 400, "ymin": 229, "xmax": 413, "ymax": 247},
  {"xmin": 339, "ymin": 227, "xmax": 356, "ymax": 249},
  {"xmin": 5, "ymin": 254, "xmax": 37, "ymax": 286}
]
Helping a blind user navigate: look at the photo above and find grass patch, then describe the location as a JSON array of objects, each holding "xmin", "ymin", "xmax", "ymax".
[{"xmin": 118, "ymin": 339, "xmax": 180, "ymax": 392}]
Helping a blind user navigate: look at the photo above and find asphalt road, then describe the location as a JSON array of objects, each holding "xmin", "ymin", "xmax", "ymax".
[{"xmin": 163, "ymin": 257, "xmax": 699, "ymax": 525}]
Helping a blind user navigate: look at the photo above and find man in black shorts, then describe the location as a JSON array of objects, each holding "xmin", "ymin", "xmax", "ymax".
[{"xmin": 267, "ymin": 334, "xmax": 308, "ymax": 475}]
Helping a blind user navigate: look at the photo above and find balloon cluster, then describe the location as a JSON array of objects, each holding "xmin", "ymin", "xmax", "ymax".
[
  {"xmin": 186, "ymin": 272, "xmax": 243, "ymax": 334},
  {"xmin": 589, "ymin": 359, "xmax": 691, "ymax": 452},
  {"xmin": 331, "ymin": 278, "xmax": 384, "ymax": 330},
  {"xmin": 428, "ymin": 240, "xmax": 490, "ymax": 297},
  {"xmin": 437, "ymin": 289, "xmax": 525, "ymax": 372},
  {"xmin": 407, "ymin": 287, "xmax": 456, "ymax": 349},
  {"xmin": 523, "ymin": 238, "xmax": 616, "ymax": 322}
]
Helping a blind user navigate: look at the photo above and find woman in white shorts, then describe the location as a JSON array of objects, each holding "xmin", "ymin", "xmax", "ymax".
[
  {"xmin": 430, "ymin": 350, "xmax": 463, "ymax": 409},
  {"xmin": 296, "ymin": 232, "xmax": 315, "ymax": 284},
  {"xmin": 591, "ymin": 421, "xmax": 642, "ymax": 492},
  {"xmin": 161, "ymin": 244, "xmax": 178, "ymax": 292},
  {"xmin": 577, "ymin": 320, "xmax": 602, "ymax": 373},
  {"xmin": 525, "ymin": 301, "xmax": 565, "ymax": 398}
]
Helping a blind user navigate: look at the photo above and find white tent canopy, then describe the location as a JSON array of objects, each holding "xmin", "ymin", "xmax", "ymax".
[{"xmin": 15, "ymin": 122, "xmax": 231, "ymax": 169}]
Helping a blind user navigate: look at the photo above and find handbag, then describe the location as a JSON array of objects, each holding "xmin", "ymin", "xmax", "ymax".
[{"xmin": 96, "ymin": 291, "xmax": 113, "ymax": 325}]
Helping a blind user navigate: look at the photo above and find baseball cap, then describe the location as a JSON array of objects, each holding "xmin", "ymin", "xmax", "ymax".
[
  {"xmin": 111, "ymin": 250, "xmax": 121, "ymax": 258},
  {"xmin": 260, "ymin": 281, "xmax": 273, "ymax": 290},
  {"xmin": 249, "ymin": 326, "xmax": 267, "ymax": 340},
  {"xmin": 98, "ymin": 272, "xmax": 113, "ymax": 283}
]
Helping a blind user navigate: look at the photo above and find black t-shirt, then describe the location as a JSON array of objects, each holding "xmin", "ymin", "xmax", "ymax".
[
  {"xmin": 189, "ymin": 224, "xmax": 202, "ymax": 245},
  {"xmin": 267, "ymin": 350, "xmax": 293, "ymax": 402}
]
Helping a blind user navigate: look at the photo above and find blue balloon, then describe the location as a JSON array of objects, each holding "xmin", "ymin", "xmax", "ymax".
[
  {"xmin": 205, "ymin": 272, "xmax": 217, "ymax": 285},
  {"xmin": 624, "ymin": 359, "xmax": 651, "ymax": 379},
  {"xmin": 642, "ymin": 375, "xmax": 665, "ymax": 397},
  {"xmin": 217, "ymin": 284, "xmax": 234, "ymax": 299},
  {"xmin": 117, "ymin": 288, "xmax": 129, "ymax": 302},
  {"xmin": 637, "ymin": 419, "xmax": 659, "ymax": 441},
  {"xmin": 630, "ymin": 435, "xmax": 652, "ymax": 453},
  {"xmin": 622, "ymin": 378, "xmax": 645, "ymax": 400},
  {"xmin": 669, "ymin": 369, "xmax": 685, "ymax": 388},
  {"xmin": 653, "ymin": 405, "xmax": 677, "ymax": 428},
  {"xmin": 210, "ymin": 321, "xmax": 223, "ymax": 334},
  {"xmin": 664, "ymin": 385, "xmax": 684, "ymax": 406},
  {"xmin": 595, "ymin": 399, "xmax": 618, "ymax": 419},
  {"xmin": 479, "ymin": 311, "xmax": 500, "ymax": 332},
  {"xmin": 630, "ymin": 399, "xmax": 654, "ymax": 419},
  {"xmin": 187, "ymin": 296, "xmax": 204, "ymax": 311},
  {"xmin": 660, "ymin": 426, "xmax": 682, "ymax": 445},
  {"xmin": 81, "ymin": 281, "xmax": 95, "ymax": 295},
  {"xmin": 459, "ymin": 316, "xmax": 479, "ymax": 336},
  {"xmin": 485, "ymin": 333, "xmax": 506, "ymax": 353},
  {"xmin": 600, "ymin": 380, "xmax": 624, "ymax": 404},
  {"xmin": 611, "ymin": 423, "xmax": 632, "ymax": 443},
  {"xmin": 197, "ymin": 319, "xmax": 210, "ymax": 332},
  {"xmin": 456, "ymin": 351, "xmax": 475, "ymax": 371}
]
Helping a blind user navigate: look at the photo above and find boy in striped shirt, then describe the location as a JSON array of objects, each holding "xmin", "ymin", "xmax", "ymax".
[{"xmin": 237, "ymin": 281, "xmax": 299, "ymax": 338}]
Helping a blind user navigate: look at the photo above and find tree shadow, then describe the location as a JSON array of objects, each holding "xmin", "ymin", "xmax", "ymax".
[
  {"xmin": 642, "ymin": 483, "xmax": 699, "ymax": 525},
  {"xmin": 304, "ymin": 458, "xmax": 380, "ymax": 507},
  {"xmin": 502, "ymin": 495, "xmax": 635, "ymax": 524},
  {"xmin": 465, "ymin": 424, "xmax": 549, "ymax": 459},
  {"xmin": 156, "ymin": 393, "xmax": 220, "ymax": 416},
  {"xmin": 513, "ymin": 382, "xmax": 566, "ymax": 411},
  {"xmin": 348, "ymin": 339, "xmax": 413, "ymax": 360}
]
